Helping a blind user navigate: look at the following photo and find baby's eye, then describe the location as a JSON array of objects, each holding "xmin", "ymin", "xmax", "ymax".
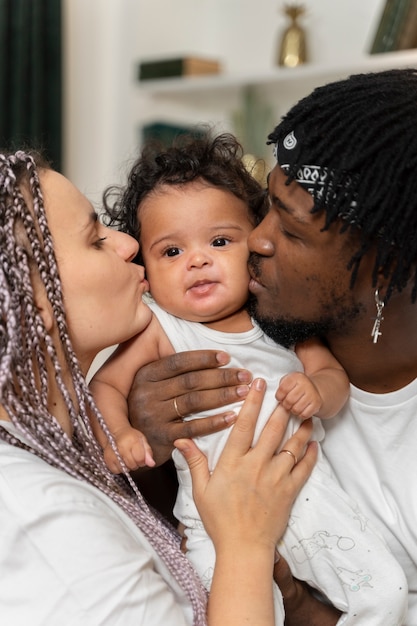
[
  {"xmin": 211, "ymin": 237, "xmax": 230, "ymax": 247},
  {"xmin": 164, "ymin": 246, "xmax": 181, "ymax": 257}
]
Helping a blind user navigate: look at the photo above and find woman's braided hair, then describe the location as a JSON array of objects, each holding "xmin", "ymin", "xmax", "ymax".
[
  {"xmin": 0, "ymin": 151, "xmax": 208, "ymax": 625},
  {"xmin": 268, "ymin": 68, "xmax": 417, "ymax": 301}
]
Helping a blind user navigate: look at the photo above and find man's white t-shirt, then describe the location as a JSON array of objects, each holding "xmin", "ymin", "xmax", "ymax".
[{"xmin": 322, "ymin": 378, "xmax": 417, "ymax": 625}]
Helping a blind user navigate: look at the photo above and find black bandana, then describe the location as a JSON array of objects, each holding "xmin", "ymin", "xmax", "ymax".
[
  {"xmin": 273, "ymin": 128, "xmax": 330, "ymax": 198},
  {"xmin": 273, "ymin": 128, "xmax": 359, "ymax": 225}
]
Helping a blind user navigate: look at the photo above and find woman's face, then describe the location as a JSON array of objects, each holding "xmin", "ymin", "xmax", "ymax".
[{"xmin": 40, "ymin": 169, "xmax": 152, "ymax": 371}]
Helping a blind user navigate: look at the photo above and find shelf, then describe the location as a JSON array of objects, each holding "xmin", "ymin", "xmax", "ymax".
[
  {"xmin": 138, "ymin": 50, "xmax": 417, "ymax": 103},
  {"xmin": 134, "ymin": 49, "xmax": 417, "ymax": 154}
]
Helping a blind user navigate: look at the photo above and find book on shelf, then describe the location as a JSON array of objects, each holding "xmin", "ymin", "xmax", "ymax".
[
  {"xmin": 396, "ymin": 0, "xmax": 417, "ymax": 50},
  {"xmin": 369, "ymin": 0, "xmax": 412, "ymax": 53},
  {"xmin": 141, "ymin": 122, "xmax": 205, "ymax": 147},
  {"xmin": 138, "ymin": 56, "xmax": 221, "ymax": 81}
]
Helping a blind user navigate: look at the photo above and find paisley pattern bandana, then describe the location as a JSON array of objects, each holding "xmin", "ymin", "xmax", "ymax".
[
  {"xmin": 273, "ymin": 129, "xmax": 329, "ymax": 198},
  {"xmin": 273, "ymin": 128, "xmax": 359, "ymax": 225}
]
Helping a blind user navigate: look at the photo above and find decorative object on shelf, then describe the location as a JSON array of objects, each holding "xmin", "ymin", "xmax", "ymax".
[
  {"xmin": 369, "ymin": 0, "xmax": 415, "ymax": 54},
  {"xmin": 241, "ymin": 153, "xmax": 269, "ymax": 187},
  {"xmin": 138, "ymin": 56, "xmax": 221, "ymax": 81},
  {"xmin": 277, "ymin": 3, "xmax": 307, "ymax": 67}
]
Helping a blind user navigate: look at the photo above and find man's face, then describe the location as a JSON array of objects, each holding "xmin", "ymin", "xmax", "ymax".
[{"xmin": 247, "ymin": 164, "xmax": 366, "ymax": 347}]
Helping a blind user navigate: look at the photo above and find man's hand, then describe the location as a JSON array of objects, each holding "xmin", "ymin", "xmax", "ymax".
[
  {"xmin": 274, "ymin": 556, "xmax": 342, "ymax": 626},
  {"xmin": 128, "ymin": 350, "xmax": 252, "ymax": 465}
]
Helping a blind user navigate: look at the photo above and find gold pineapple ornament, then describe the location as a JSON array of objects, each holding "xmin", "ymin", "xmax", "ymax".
[{"xmin": 278, "ymin": 4, "xmax": 307, "ymax": 67}]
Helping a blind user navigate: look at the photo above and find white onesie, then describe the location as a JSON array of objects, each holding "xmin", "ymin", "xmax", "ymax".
[{"xmin": 148, "ymin": 299, "xmax": 408, "ymax": 625}]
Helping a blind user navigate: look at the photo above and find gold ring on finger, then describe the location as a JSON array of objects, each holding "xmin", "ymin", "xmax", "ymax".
[
  {"xmin": 173, "ymin": 397, "xmax": 185, "ymax": 419},
  {"xmin": 279, "ymin": 448, "xmax": 298, "ymax": 468}
]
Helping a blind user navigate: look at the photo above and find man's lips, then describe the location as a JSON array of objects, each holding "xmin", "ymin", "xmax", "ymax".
[{"xmin": 248, "ymin": 266, "xmax": 264, "ymax": 290}]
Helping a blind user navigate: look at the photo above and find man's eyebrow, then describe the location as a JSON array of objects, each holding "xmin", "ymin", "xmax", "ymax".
[
  {"xmin": 269, "ymin": 193, "xmax": 308, "ymax": 224},
  {"xmin": 266, "ymin": 172, "xmax": 293, "ymax": 214}
]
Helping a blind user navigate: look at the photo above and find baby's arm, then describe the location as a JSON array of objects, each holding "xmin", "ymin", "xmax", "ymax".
[
  {"xmin": 276, "ymin": 337, "xmax": 350, "ymax": 420},
  {"xmin": 90, "ymin": 315, "xmax": 172, "ymax": 472}
]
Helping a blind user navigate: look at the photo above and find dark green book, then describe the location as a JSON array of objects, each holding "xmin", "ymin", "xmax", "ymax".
[
  {"xmin": 396, "ymin": 0, "xmax": 417, "ymax": 50},
  {"xmin": 141, "ymin": 122, "xmax": 205, "ymax": 148},
  {"xmin": 138, "ymin": 57, "xmax": 221, "ymax": 81},
  {"xmin": 370, "ymin": 0, "xmax": 411, "ymax": 53}
]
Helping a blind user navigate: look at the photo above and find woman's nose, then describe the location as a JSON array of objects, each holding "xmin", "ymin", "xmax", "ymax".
[{"xmin": 113, "ymin": 229, "xmax": 139, "ymax": 262}]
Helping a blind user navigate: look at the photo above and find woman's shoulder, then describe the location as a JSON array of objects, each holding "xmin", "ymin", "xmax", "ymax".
[
  {"xmin": 0, "ymin": 433, "xmax": 132, "ymax": 526},
  {"xmin": 0, "ymin": 435, "xmax": 192, "ymax": 625}
]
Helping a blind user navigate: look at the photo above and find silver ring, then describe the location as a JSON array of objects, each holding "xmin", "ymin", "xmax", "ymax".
[
  {"xmin": 173, "ymin": 397, "xmax": 185, "ymax": 419},
  {"xmin": 279, "ymin": 448, "xmax": 298, "ymax": 468}
]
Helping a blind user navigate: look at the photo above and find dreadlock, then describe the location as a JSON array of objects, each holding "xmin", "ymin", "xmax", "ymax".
[
  {"xmin": 268, "ymin": 68, "xmax": 417, "ymax": 302},
  {"xmin": 102, "ymin": 130, "xmax": 266, "ymax": 265},
  {"xmin": 0, "ymin": 151, "xmax": 208, "ymax": 625}
]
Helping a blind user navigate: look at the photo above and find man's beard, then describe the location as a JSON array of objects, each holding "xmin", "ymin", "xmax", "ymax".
[{"xmin": 247, "ymin": 292, "xmax": 361, "ymax": 348}]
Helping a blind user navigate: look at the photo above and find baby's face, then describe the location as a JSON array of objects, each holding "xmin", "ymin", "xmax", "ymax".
[{"xmin": 139, "ymin": 181, "xmax": 254, "ymax": 324}]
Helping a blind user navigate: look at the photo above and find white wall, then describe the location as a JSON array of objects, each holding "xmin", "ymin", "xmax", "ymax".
[{"xmin": 63, "ymin": 0, "xmax": 385, "ymax": 201}]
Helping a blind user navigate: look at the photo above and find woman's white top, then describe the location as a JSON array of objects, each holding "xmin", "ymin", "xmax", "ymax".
[{"xmin": 0, "ymin": 421, "xmax": 193, "ymax": 626}]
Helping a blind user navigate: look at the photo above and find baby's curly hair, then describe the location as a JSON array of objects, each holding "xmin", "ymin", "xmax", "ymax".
[{"xmin": 103, "ymin": 130, "xmax": 266, "ymax": 265}]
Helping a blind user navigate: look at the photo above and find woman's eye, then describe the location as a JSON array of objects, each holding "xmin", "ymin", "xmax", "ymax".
[
  {"xmin": 93, "ymin": 237, "xmax": 107, "ymax": 249},
  {"xmin": 164, "ymin": 247, "xmax": 181, "ymax": 257},
  {"xmin": 212, "ymin": 237, "xmax": 229, "ymax": 247}
]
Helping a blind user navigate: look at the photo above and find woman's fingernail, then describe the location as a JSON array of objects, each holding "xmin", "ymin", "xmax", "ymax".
[{"xmin": 253, "ymin": 378, "xmax": 266, "ymax": 391}]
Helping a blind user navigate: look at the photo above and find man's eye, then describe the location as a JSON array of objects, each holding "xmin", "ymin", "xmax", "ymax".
[
  {"xmin": 280, "ymin": 226, "xmax": 298, "ymax": 240},
  {"xmin": 212, "ymin": 237, "xmax": 229, "ymax": 247}
]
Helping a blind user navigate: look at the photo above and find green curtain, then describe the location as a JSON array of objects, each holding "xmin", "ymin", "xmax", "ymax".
[{"xmin": 0, "ymin": 0, "xmax": 62, "ymax": 171}]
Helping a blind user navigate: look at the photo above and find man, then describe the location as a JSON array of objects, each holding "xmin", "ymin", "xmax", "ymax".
[{"xmin": 129, "ymin": 69, "xmax": 417, "ymax": 624}]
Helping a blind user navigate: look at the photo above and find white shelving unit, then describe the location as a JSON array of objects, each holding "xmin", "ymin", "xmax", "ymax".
[
  {"xmin": 135, "ymin": 50, "xmax": 417, "ymax": 138},
  {"xmin": 140, "ymin": 50, "xmax": 417, "ymax": 96}
]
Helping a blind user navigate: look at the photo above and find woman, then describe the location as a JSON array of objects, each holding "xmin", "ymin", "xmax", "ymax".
[{"xmin": 0, "ymin": 151, "xmax": 316, "ymax": 625}]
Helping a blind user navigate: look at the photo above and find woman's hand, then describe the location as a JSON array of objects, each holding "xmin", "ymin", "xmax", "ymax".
[
  {"xmin": 175, "ymin": 377, "xmax": 316, "ymax": 550},
  {"xmin": 174, "ymin": 378, "xmax": 317, "ymax": 626},
  {"xmin": 128, "ymin": 350, "xmax": 252, "ymax": 465}
]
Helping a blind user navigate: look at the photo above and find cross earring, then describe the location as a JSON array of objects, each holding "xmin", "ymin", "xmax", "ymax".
[{"xmin": 371, "ymin": 288, "xmax": 384, "ymax": 344}]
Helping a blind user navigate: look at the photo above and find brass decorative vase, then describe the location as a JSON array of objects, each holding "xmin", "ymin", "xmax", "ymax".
[{"xmin": 278, "ymin": 4, "xmax": 307, "ymax": 68}]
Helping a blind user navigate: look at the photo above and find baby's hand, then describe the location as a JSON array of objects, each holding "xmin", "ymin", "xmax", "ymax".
[
  {"xmin": 276, "ymin": 372, "xmax": 322, "ymax": 420},
  {"xmin": 103, "ymin": 426, "xmax": 155, "ymax": 474}
]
